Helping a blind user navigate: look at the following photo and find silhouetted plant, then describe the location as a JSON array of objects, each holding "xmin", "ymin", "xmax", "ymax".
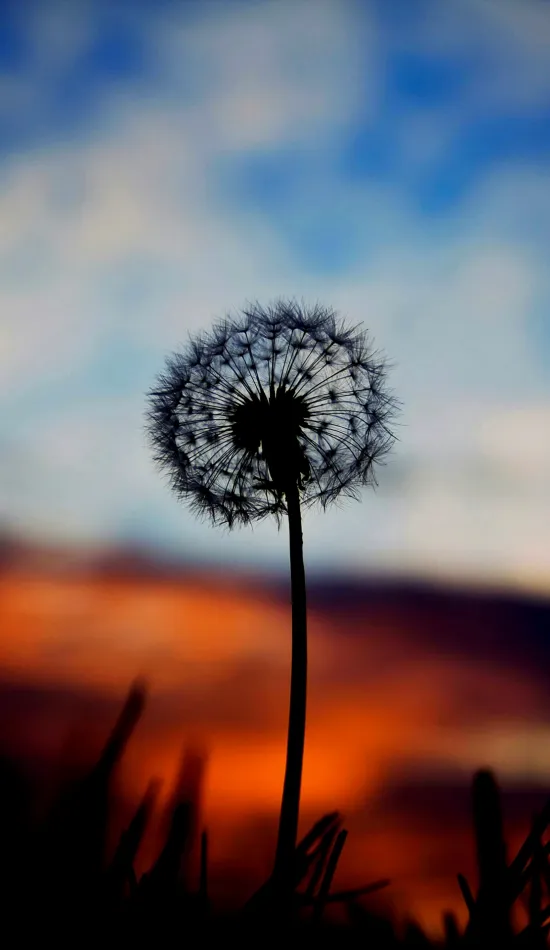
[
  {"xmin": 105, "ymin": 777, "xmax": 158, "ymax": 905},
  {"xmin": 458, "ymin": 769, "xmax": 550, "ymax": 949},
  {"xmin": 146, "ymin": 299, "xmax": 397, "ymax": 902},
  {"xmin": 471, "ymin": 769, "xmax": 512, "ymax": 946},
  {"xmin": 442, "ymin": 910, "xmax": 461, "ymax": 948},
  {"xmin": 10, "ymin": 682, "xmax": 550, "ymax": 945},
  {"xmin": 35, "ymin": 680, "xmax": 146, "ymax": 940}
]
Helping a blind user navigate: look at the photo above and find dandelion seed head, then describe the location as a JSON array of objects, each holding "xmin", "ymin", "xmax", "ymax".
[{"xmin": 146, "ymin": 299, "xmax": 398, "ymax": 527}]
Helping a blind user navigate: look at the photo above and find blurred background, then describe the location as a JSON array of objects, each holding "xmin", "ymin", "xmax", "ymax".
[{"xmin": 1, "ymin": 0, "xmax": 550, "ymax": 936}]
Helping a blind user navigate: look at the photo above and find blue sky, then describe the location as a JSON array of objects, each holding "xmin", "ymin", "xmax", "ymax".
[{"xmin": 1, "ymin": 0, "xmax": 550, "ymax": 589}]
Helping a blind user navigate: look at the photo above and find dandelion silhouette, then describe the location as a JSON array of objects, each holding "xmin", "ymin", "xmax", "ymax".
[{"xmin": 146, "ymin": 299, "xmax": 397, "ymax": 904}]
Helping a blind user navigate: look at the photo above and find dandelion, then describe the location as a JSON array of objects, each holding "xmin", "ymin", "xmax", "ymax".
[{"xmin": 146, "ymin": 299, "xmax": 397, "ymax": 901}]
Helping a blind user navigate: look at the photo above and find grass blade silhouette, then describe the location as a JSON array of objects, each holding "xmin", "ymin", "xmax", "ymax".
[
  {"xmin": 313, "ymin": 828, "xmax": 348, "ymax": 921},
  {"xmin": 469, "ymin": 769, "xmax": 513, "ymax": 947},
  {"xmin": 106, "ymin": 779, "xmax": 158, "ymax": 902},
  {"xmin": 242, "ymin": 811, "xmax": 342, "ymax": 917},
  {"xmin": 442, "ymin": 910, "xmax": 461, "ymax": 948},
  {"xmin": 35, "ymin": 681, "xmax": 146, "ymax": 939},
  {"xmin": 198, "ymin": 829, "xmax": 210, "ymax": 915}
]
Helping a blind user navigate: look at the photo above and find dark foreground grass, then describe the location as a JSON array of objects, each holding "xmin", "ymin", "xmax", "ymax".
[{"xmin": 0, "ymin": 682, "xmax": 549, "ymax": 948}]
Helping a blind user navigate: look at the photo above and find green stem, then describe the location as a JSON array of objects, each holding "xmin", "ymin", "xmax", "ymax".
[{"xmin": 273, "ymin": 479, "xmax": 308, "ymax": 900}]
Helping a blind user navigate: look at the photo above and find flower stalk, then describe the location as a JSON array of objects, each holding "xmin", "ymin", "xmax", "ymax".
[{"xmin": 273, "ymin": 477, "xmax": 308, "ymax": 894}]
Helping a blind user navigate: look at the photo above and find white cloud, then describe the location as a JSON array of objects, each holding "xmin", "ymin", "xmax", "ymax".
[
  {"xmin": 154, "ymin": 0, "xmax": 372, "ymax": 149},
  {"xmin": 479, "ymin": 405, "xmax": 550, "ymax": 481},
  {"xmin": 456, "ymin": 165, "xmax": 550, "ymax": 249}
]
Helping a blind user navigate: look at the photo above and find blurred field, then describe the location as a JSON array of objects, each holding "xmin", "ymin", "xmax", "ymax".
[{"xmin": 1, "ymin": 538, "xmax": 549, "ymax": 935}]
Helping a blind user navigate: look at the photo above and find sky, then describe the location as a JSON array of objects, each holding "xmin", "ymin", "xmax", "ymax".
[
  {"xmin": 1, "ymin": 0, "xmax": 550, "ymax": 590},
  {"xmin": 2, "ymin": 3, "xmax": 550, "ymax": 932}
]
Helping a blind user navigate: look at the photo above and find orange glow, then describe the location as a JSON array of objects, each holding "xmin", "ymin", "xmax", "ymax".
[{"xmin": 0, "ymin": 559, "xmax": 548, "ymax": 937}]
